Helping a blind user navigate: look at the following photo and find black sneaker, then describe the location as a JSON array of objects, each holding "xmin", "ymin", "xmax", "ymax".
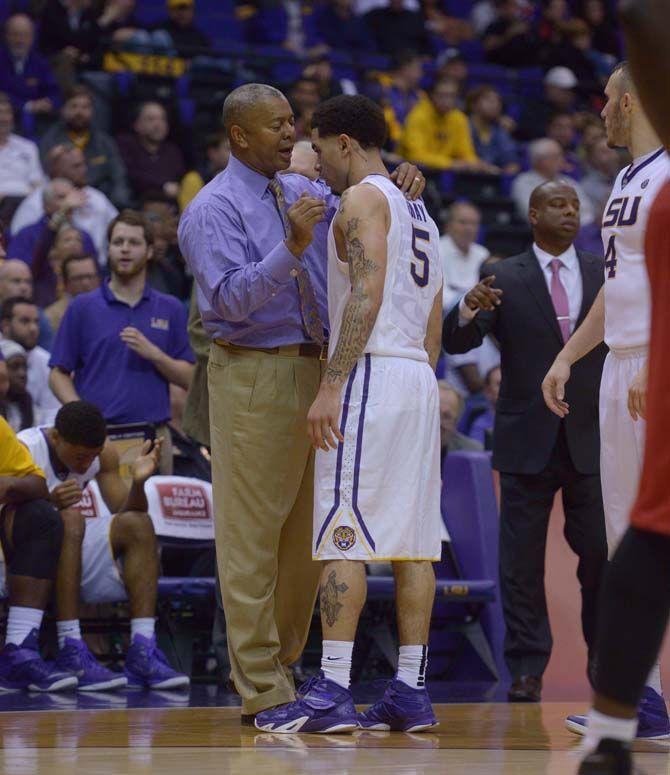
[{"xmin": 578, "ymin": 738, "xmax": 636, "ymax": 775}]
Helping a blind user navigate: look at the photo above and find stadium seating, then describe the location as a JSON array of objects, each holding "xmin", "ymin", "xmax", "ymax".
[
  {"xmin": 357, "ymin": 451, "xmax": 500, "ymax": 682},
  {"xmin": 440, "ymin": 451, "xmax": 507, "ymax": 681}
]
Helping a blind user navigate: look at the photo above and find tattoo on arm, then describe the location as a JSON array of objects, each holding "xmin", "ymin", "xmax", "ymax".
[
  {"xmin": 320, "ymin": 570, "xmax": 349, "ymax": 628},
  {"xmin": 337, "ymin": 189, "xmax": 350, "ymax": 217},
  {"xmin": 325, "ymin": 216, "xmax": 382, "ymax": 385}
]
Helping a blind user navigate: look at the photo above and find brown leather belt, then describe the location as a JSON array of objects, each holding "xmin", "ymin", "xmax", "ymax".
[{"xmin": 214, "ymin": 339, "xmax": 328, "ymax": 360}]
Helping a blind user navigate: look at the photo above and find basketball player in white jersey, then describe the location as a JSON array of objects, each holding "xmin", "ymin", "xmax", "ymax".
[
  {"xmin": 18, "ymin": 400, "xmax": 189, "ymax": 692},
  {"xmin": 542, "ymin": 61, "xmax": 670, "ymax": 739},
  {"xmin": 254, "ymin": 95, "xmax": 443, "ymax": 734}
]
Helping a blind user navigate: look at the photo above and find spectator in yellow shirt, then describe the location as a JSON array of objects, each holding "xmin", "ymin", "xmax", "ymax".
[
  {"xmin": 378, "ymin": 51, "xmax": 426, "ymax": 147},
  {"xmin": 399, "ymin": 77, "xmax": 491, "ymax": 171},
  {"xmin": 0, "ymin": 414, "xmax": 45, "ymax": 484},
  {"xmin": 0, "ymin": 417, "xmax": 74, "ymax": 691}
]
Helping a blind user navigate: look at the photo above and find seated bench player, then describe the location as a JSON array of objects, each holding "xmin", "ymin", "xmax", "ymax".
[
  {"xmin": 18, "ymin": 401, "xmax": 189, "ymax": 691},
  {"xmin": 0, "ymin": 416, "xmax": 77, "ymax": 692}
]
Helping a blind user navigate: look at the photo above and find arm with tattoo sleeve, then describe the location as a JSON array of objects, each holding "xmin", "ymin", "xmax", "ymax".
[
  {"xmin": 307, "ymin": 185, "xmax": 388, "ymax": 451},
  {"xmin": 325, "ymin": 189, "xmax": 388, "ymax": 386}
]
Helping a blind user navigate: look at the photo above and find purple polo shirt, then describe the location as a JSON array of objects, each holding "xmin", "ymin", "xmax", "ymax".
[
  {"xmin": 49, "ymin": 280, "xmax": 194, "ymax": 424},
  {"xmin": 178, "ymin": 155, "xmax": 338, "ymax": 348}
]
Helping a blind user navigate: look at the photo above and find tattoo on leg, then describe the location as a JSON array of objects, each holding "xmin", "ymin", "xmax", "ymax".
[{"xmin": 320, "ymin": 570, "xmax": 349, "ymax": 628}]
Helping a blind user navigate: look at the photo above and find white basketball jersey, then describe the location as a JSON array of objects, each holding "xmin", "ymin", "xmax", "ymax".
[
  {"xmin": 327, "ymin": 175, "xmax": 442, "ymax": 362},
  {"xmin": 603, "ymin": 147, "xmax": 670, "ymax": 349},
  {"xmin": 18, "ymin": 426, "xmax": 100, "ymax": 492}
]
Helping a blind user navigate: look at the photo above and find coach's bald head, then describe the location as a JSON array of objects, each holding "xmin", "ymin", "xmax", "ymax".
[
  {"xmin": 222, "ymin": 84, "xmax": 296, "ymax": 177},
  {"xmin": 529, "ymin": 180, "xmax": 581, "ymax": 251}
]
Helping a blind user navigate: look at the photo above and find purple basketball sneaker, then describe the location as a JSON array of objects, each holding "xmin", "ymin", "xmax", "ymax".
[
  {"xmin": 0, "ymin": 630, "xmax": 78, "ymax": 692},
  {"xmin": 124, "ymin": 635, "xmax": 190, "ymax": 690},
  {"xmin": 357, "ymin": 679, "xmax": 438, "ymax": 732},
  {"xmin": 56, "ymin": 638, "xmax": 128, "ymax": 692},
  {"xmin": 254, "ymin": 674, "xmax": 358, "ymax": 734},
  {"xmin": 566, "ymin": 686, "xmax": 670, "ymax": 740}
]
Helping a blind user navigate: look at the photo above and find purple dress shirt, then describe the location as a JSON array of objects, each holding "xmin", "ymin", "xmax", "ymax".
[{"xmin": 178, "ymin": 155, "xmax": 338, "ymax": 348}]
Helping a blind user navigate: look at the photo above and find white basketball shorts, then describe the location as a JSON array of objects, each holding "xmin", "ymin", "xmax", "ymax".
[
  {"xmin": 599, "ymin": 347, "xmax": 647, "ymax": 556},
  {"xmin": 80, "ymin": 513, "xmax": 127, "ymax": 603},
  {"xmin": 313, "ymin": 354, "xmax": 443, "ymax": 562}
]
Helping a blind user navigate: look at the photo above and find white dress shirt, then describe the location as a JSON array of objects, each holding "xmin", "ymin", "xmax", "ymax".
[
  {"xmin": 11, "ymin": 185, "xmax": 118, "ymax": 264},
  {"xmin": 26, "ymin": 346, "xmax": 61, "ymax": 426},
  {"xmin": 0, "ymin": 134, "xmax": 45, "ymax": 197},
  {"xmin": 458, "ymin": 242, "xmax": 583, "ymax": 334},
  {"xmin": 444, "ymin": 337, "xmax": 501, "ymax": 396},
  {"xmin": 532, "ymin": 242, "xmax": 583, "ymax": 335},
  {"xmin": 439, "ymin": 234, "xmax": 490, "ymax": 312}
]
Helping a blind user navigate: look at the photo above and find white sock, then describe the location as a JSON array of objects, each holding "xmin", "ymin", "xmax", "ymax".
[
  {"xmin": 396, "ymin": 644, "xmax": 428, "ymax": 690},
  {"xmin": 321, "ymin": 640, "xmax": 354, "ymax": 689},
  {"xmin": 131, "ymin": 618, "xmax": 155, "ymax": 641},
  {"xmin": 579, "ymin": 709, "xmax": 637, "ymax": 758},
  {"xmin": 56, "ymin": 619, "xmax": 82, "ymax": 649},
  {"xmin": 6, "ymin": 607, "xmax": 44, "ymax": 647},
  {"xmin": 646, "ymin": 663, "xmax": 664, "ymax": 696}
]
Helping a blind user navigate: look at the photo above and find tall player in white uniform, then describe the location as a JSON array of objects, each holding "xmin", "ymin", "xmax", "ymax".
[
  {"xmin": 18, "ymin": 400, "xmax": 189, "ymax": 692},
  {"xmin": 255, "ymin": 95, "xmax": 443, "ymax": 735},
  {"xmin": 542, "ymin": 61, "xmax": 670, "ymax": 739}
]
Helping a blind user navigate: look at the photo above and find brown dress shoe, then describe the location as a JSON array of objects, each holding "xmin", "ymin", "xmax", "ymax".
[{"xmin": 508, "ymin": 675, "xmax": 542, "ymax": 702}]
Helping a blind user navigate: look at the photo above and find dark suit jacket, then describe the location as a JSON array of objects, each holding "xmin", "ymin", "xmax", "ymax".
[
  {"xmin": 442, "ymin": 248, "xmax": 607, "ymax": 475},
  {"xmin": 0, "ymin": 47, "xmax": 61, "ymax": 114}
]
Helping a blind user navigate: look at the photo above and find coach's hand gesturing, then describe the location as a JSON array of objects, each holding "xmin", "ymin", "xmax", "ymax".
[
  {"xmin": 464, "ymin": 276, "xmax": 503, "ymax": 312},
  {"xmin": 285, "ymin": 193, "xmax": 327, "ymax": 257}
]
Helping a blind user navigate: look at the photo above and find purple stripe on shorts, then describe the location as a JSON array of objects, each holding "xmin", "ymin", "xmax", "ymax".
[
  {"xmin": 352, "ymin": 354, "xmax": 375, "ymax": 551},
  {"xmin": 315, "ymin": 363, "xmax": 358, "ymax": 551}
]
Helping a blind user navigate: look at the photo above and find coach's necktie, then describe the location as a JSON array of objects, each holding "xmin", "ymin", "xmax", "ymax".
[
  {"xmin": 267, "ymin": 178, "xmax": 326, "ymax": 345},
  {"xmin": 549, "ymin": 258, "xmax": 571, "ymax": 343}
]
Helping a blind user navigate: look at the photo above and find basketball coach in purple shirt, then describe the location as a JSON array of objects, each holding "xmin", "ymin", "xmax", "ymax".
[{"xmin": 178, "ymin": 82, "xmax": 425, "ymax": 723}]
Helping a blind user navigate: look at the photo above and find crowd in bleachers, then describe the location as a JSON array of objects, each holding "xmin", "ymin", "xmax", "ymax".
[
  {"xmin": 0, "ymin": 0, "xmax": 626, "ymax": 683},
  {"xmin": 0, "ymin": 0, "xmax": 626, "ymax": 426}
]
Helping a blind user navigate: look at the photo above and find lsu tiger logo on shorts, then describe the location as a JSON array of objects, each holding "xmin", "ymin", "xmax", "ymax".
[{"xmin": 333, "ymin": 526, "xmax": 356, "ymax": 551}]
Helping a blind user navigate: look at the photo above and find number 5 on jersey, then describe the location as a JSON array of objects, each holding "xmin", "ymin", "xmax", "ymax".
[
  {"xmin": 411, "ymin": 226, "xmax": 430, "ymax": 287},
  {"xmin": 605, "ymin": 235, "xmax": 617, "ymax": 279}
]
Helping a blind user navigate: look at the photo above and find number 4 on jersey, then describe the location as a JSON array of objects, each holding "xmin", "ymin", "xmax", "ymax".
[{"xmin": 605, "ymin": 235, "xmax": 617, "ymax": 279}]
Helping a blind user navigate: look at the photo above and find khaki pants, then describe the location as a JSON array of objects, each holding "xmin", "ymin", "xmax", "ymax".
[{"xmin": 208, "ymin": 343, "xmax": 323, "ymax": 715}]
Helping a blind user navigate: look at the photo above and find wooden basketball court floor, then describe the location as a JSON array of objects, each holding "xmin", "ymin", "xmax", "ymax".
[{"xmin": 1, "ymin": 702, "xmax": 668, "ymax": 774}]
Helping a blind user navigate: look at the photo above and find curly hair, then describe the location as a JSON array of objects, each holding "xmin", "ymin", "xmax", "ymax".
[
  {"xmin": 55, "ymin": 401, "xmax": 107, "ymax": 449},
  {"xmin": 311, "ymin": 95, "xmax": 387, "ymax": 150}
]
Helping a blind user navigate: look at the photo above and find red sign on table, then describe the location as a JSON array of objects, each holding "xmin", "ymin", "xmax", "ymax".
[{"xmin": 156, "ymin": 483, "xmax": 212, "ymax": 522}]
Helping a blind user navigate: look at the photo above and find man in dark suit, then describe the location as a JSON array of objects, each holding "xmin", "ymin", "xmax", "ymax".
[
  {"xmin": 443, "ymin": 180, "xmax": 608, "ymax": 702},
  {"xmin": 0, "ymin": 13, "xmax": 60, "ymax": 122}
]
